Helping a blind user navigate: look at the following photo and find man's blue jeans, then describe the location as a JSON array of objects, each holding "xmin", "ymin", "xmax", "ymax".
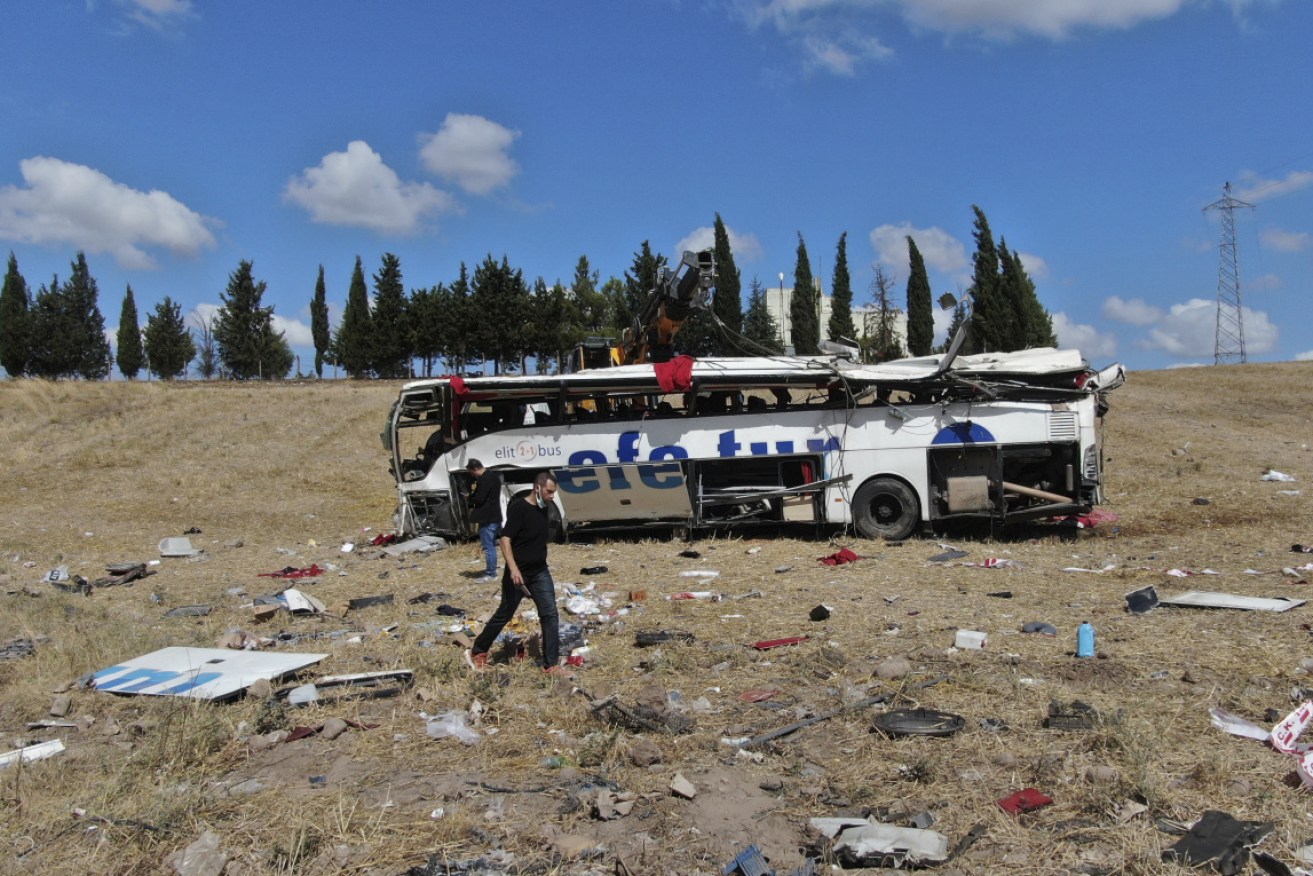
[
  {"xmin": 470, "ymin": 566, "xmax": 560, "ymax": 668},
  {"xmin": 478, "ymin": 523, "xmax": 500, "ymax": 578}
]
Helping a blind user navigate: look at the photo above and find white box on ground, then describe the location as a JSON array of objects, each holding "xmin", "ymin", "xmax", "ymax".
[{"xmin": 955, "ymin": 629, "xmax": 987, "ymax": 650}]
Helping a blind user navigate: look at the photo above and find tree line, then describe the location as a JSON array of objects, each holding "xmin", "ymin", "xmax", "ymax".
[{"xmin": 0, "ymin": 206, "xmax": 1053, "ymax": 381}]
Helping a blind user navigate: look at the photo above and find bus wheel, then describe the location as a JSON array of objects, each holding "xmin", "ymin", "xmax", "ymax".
[{"xmin": 852, "ymin": 477, "xmax": 920, "ymax": 540}]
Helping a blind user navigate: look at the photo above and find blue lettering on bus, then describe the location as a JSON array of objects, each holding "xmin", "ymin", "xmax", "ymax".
[{"xmin": 554, "ymin": 430, "xmax": 841, "ymax": 493}]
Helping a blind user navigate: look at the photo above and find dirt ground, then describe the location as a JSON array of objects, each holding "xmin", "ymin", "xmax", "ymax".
[{"xmin": 1, "ymin": 362, "xmax": 1312, "ymax": 875}]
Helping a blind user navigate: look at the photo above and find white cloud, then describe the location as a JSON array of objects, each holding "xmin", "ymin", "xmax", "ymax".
[
  {"xmin": 738, "ymin": 0, "xmax": 1190, "ymax": 53},
  {"xmin": 419, "ymin": 114, "xmax": 520, "ymax": 196},
  {"xmin": 116, "ymin": 0, "xmax": 194, "ymax": 31},
  {"xmin": 1232, "ymin": 169, "xmax": 1313, "ymax": 203},
  {"xmin": 284, "ymin": 141, "xmax": 458, "ymax": 234},
  {"xmin": 1140, "ymin": 297, "xmax": 1278, "ymax": 357},
  {"xmin": 1261, "ymin": 227, "xmax": 1312, "ymax": 252},
  {"xmin": 1102, "ymin": 295, "xmax": 1163, "ymax": 326},
  {"xmin": 1052, "ymin": 312, "xmax": 1117, "ymax": 359},
  {"xmin": 0, "ymin": 156, "xmax": 217, "ymax": 269},
  {"xmin": 271, "ymin": 314, "xmax": 314, "ymax": 348},
  {"xmin": 674, "ymin": 226, "xmax": 765, "ymax": 262},
  {"xmin": 1015, "ymin": 250, "xmax": 1048, "ymax": 280},
  {"xmin": 1295, "ymin": 350, "xmax": 1313, "ymax": 362},
  {"xmin": 869, "ymin": 223, "xmax": 969, "ymax": 277}
]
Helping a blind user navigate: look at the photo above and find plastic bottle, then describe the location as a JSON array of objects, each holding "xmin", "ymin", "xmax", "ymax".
[{"xmin": 1076, "ymin": 621, "xmax": 1096, "ymax": 658}]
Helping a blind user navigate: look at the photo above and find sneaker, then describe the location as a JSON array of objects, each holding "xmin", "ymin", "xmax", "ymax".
[
  {"xmin": 464, "ymin": 650, "xmax": 489, "ymax": 673},
  {"xmin": 543, "ymin": 664, "xmax": 575, "ymax": 679},
  {"xmin": 474, "ymin": 574, "xmax": 498, "ymax": 584}
]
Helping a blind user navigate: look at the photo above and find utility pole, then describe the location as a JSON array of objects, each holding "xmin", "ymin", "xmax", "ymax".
[{"xmin": 1204, "ymin": 181, "xmax": 1253, "ymax": 364}]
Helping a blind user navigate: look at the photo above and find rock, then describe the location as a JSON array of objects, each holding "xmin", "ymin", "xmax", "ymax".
[
  {"xmin": 876, "ymin": 655, "xmax": 912, "ymax": 680},
  {"xmin": 627, "ymin": 737, "xmax": 663, "ymax": 767},
  {"xmin": 1085, "ymin": 765, "xmax": 1120, "ymax": 784},
  {"xmin": 99, "ymin": 717, "xmax": 122, "ymax": 737},
  {"xmin": 167, "ymin": 830, "xmax": 228, "ymax": 876},
  {"xmin": 320, "ymin": 718, "xmax": 349, "ymax": 740},
  {"xmin": 248, "ymin": 730, "xmax": 288, "ymax": 751},
  {"xmin": 993, "ymin": 752, "xmax": 1019, "ymax": 768},
  {"xmin": 759, "ymin": 777, "xmax": 784, "ymax": 792},
  {"xmin": 670, "ymin": 773, "xmax": 696, "ymax": 799},
  {"xmin": 553, "ymin": 834, "xmax": 600, "ymax": 860},
  {"xmin": 1228, "ymin": 777, "xmax": 1251, "ymax": 795},
  {"xmin": 245, "ymin": 678, "xmax": 272, "ymax": 699},
  {"xmin": 225, "ymin": 778, "xmax": 267, "ymax": 797},
  {"xmin": 50, "ymin": 694, "xmax": 72, "ymax": 717}
]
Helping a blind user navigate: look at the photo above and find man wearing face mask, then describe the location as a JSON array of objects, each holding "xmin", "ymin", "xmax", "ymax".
[{"xmin": 465, "ymin": 472, "xmax": 570, "ymax": 677}]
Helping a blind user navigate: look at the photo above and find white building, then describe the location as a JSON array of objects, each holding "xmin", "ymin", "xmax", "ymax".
[{"xmin": 764, "ymin": 278, "xmax": 907, "ymax": 354}]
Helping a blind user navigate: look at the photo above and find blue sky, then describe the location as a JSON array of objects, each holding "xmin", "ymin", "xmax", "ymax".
[{"xmin": 2, "ymin": 0, "xmax": 1310, "ymax": 375}]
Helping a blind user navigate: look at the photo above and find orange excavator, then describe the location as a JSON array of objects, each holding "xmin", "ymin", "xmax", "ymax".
[{"xmin": 615, "ymin": 249, "xmax": 717, "ymax": 365}]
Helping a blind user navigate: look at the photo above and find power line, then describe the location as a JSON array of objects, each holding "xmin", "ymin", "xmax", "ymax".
[{"xmin": 1203, "ymin": 181, "xmax": 1254, "ymax": 365}]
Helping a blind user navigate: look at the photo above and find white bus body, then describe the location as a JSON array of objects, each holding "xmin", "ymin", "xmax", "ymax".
[{"xmin": 385, "ymin": 347, "xmax": 1124, "ymax": 541}]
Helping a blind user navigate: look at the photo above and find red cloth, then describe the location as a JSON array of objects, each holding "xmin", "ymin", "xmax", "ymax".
[
  {"xmin": 450, "ymin": 375, "xmax": 468, "ymax": 397},
  {"xmin": 653, "ymin": 355, "xmax": 695, "ymax": 393},
  {"xmin": 818, "ymin": 548, "xmax": 859, "ymax": 566},
  {"xmin": 257, "ymin": 564, "xmax": 325, "ymax": 579}
]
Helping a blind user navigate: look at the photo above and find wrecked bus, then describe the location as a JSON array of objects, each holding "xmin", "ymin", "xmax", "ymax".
[{"xmin": 384, "ymin": 341, "xmax": 1124, "ymax": 542}]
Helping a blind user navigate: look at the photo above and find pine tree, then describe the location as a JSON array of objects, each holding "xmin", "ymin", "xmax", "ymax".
[
  {"xmin": 0, "ymin": 252, "xmax": 31, "ymax": 377},
  {"xmin": 966, "ymin": 206, "xmax": 1007, "ymax": 354},
  {"xmin": 790, "ymin": 233, "xmax": 819, "ymax": 355},
  {"xmin": 116, "ymin": 285, "xmax": 144, "ymax": 379},
  {"xmin": 743, "ymin": 277, "xmax": 784, "ymax": 355},
  {"xmin": 144, "ymin": 296, "xmax": 195, "ymax": 380},
  {"xmin": 65, "ymin": 253, "xmax": 112, "ymax": 380},
  {"xmin": 571, "ymin": 256, "xmax": 609, "ymax": 333},
  {"xmin": 904, "ymin": 236, "xmax": 934, "ymax": 356},
  {"xmin": 828, "ymin": 232, "xmax": 856, "ymax": 342},
  {"xmin": 444, "ymin": 263, "xmax": 475, "ymax": 374},
  {"xmin": 408, "ymin": 284, "xmax": 441, "ymax": 377},
  {"xmin": 711, "ymin": 214, "xmax": 743, "ymax": 350},
  {"xmin": 213, "ymin": 260, "xmax": 293, "ymax": 379},
  {"xmin": 336, "ymin": 256, "xmax": 374, "ymax": 378},
  {"xmin": 620, "ymin": 241, "xmax": 665, "ymax": 339},
  {"xmin": 371, "ymin": 253, "xmax": 410, "ymax": 378},
  {"xmin": 471, "ymin": 254, "xmax": 530, "ymax": 375},
  {"xmin": 310, "ymin": 265, "xmax": 330, "ymax": 378},
  {"xmin": 28, "ymin": 273, "xmax": 75, "ymax": 378},
  {"xmin": 1001, "ymin": 246, "xmax": 1056, "ymax": 347}
]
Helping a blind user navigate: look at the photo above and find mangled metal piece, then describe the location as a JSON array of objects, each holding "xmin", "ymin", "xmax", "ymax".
[{"xmin": 810, "ymin": 817, "xmax": 949, "ymax": 868}]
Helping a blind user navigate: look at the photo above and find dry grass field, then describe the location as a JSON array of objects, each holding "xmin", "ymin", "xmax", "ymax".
[{"xmin": 1, "ymin": 362, "xmax": 1312, "ymax": 875}]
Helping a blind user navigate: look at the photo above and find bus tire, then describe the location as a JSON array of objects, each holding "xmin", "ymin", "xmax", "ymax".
[{"xmin": 852, "ymin": 477, "xmax": 920, "ymax": 541}]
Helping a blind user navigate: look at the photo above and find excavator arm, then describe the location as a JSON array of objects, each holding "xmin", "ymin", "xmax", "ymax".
[{"xmin": 616, "ymin": 249, "xmax": 716, "ymax": 365}]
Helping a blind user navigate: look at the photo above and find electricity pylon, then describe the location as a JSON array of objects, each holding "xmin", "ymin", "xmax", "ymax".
[{"xmin": 1204, "ymin": 181, "xmax": 1253, "ymax": 364}]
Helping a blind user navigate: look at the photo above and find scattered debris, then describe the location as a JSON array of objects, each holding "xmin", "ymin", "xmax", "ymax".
[
  {"xmin": 422, "ymin": 709, "xmax": 481, "ymax": 745},
  {"xmin": 810, "ymin": 817, "xmax": 949, "ymax": 868},
  {"xmin": 872, "ymin": 708, "xmax": 965, "ymax": 738},
  {"xmin": 1022, "ymin": 622, "xmax": 1057, "ymax": 636},
  {"xmin": 634, "ymin": 630, "xmax": 695, "ymax": 647},
  {"xmin": 929, "ymin": 549, "xmax": 968, "ymax": 563},
  {"xmin": 381, "ymin": 535, "xmax": 446, "ymax": 557},
  {"xmin": 277, "ymin": 670, "xmax": 414, "ymax": 705},
  {"xmin": 818, "ymin": 548, "xmax": 859, "ymax": 566},
  {"xmin": 158, "ymin": 537, "xmax": 202, "ymax": 558},
  {"xmin": 0, "ymin": 637, "xmax": 37, "ymax": 662},
  {"xmin": 1161, "ymin": 810, "xmax": 1273, "ymax": 875},
  {"xmin": 166, "ymin": 829, "xmax": 228, "ymax": 876},
  {"xmin": 670, "ymin": 772, "xmax": 696, "ymax": 799},
  {"xmin": 591, "ymin": 693, "xmax": 696, "ymax": 734},
  {"xmin": 987, "ymin": 590, "xmax": 1013, "ymax": 598},
  {"xmin": 1045, "ymin": 700, "xmax": 1116, "ymax": 731},
  {"xmin": 257, "ymin": 564, "xmax": 324, "ymax": 580},
  {"xmin": 1126, "ymin": 585, "xmax": 1159, "ymax": 614},
  {"xmin": 0, "ymin": 739, "xmax": 65, "ymax": 769},
  {"xmin": 1262, "ymin": 470, "xmax": 1296, "ymax": 482},
  {"xmin": 668, "ymin": 590, "xmax": 720, "ymax": 601},
  {"xmin": 679, "ymin": 569, "xmax": 721, "ymax": 578},
  {"xmin": 739, "ymin": 694, "xmax": 890, "ymax": 749},
  {"xmin": 753, "ymin": 636, "xmax": 808, "ymax": 651},
  {"xmin": 809, "ymin": 604, "xmax": 832, "ymax": 621},
  {"xmin": 1211, "ymin": 702, "xmax": 1313, "ymax": 788},
  {"xmin": 162, "ymin": 605, "xmax": 212, "ymax": 618},
  {"xmin": 346, "ymin": 594, "xmax": 393, "ymax": 610},
  {"xmin": 91, "ymin": 646, "xmax": 327, "ymax": 701},
  {"xmin": 954, "ymin": 629, "xmax": 987, "ymax": 650},
  {"xmin": 997, "ymin": 787, "xmax": 1054, "ymax": 815},
  {"xmin": 579, "ymin": 565, "xmax": 608, "ymax": 575},
  {"xmin": 1159, "ymin": 591, "xmax": 1306, "ymax": 612},
  {"xmin": 92, "ymin": 562, "xmax": 153, "ymax": 588},
  {"xmin": 723, "ymin": 844, "xmax": 816, "ymax": 876},
  {"xmin": 280, "ymin": 588, "xmax": 327, "ymax": 614}
]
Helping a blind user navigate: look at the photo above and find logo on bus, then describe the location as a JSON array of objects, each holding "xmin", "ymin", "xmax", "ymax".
[{"xmin": 494, "ymin": 441, "xmax": 563, "ymax": 462}]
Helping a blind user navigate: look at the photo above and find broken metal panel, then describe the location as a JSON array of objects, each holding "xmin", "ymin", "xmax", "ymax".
[
  {"xmin": 555, "ymin": 462, "xmax": 692, "ymax": 523},
  {"xmin": 91, "ymin": 647, "xmax": 328, "ymax": 701},
  {"xmin": 1159, "ymin": 591, "xmax": 1306, "ymax": 612}
]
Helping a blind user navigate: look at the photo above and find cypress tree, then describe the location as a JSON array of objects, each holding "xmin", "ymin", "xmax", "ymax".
[
  {"xmin": 213, "ymin": 260, "xmax": 292, "ymax": 379},
  {"xmin": 0, "ymin": 252, "xmax": 31, "ymax": 377},
  {"xmin": 310, "ymin": 265, "xmax": 330, "ymax": 378},
  {"xmin": 116, "ymin": 285, "xmax": 144, "ymax": 379},
  {"xmin": 1001, "ymin": 246, "xmax": 1056, "ymax": 348},
  {"xmin": 966, "ymin": 206, "xmax": 1006, "ymax": 354},
  {"xmin": 444, "ymin": 263, "xmax": 474, "ymax": 374},
  {"xmin": 621, "ymin": 241, "xmax": 664, "ymax": 338},
  {"xmin": 65, "ymin": 253, "xmax": 112, "ymax": 380},
  {"xmin": 711, "ymin": 214, "xmax": 743, "ymax": 348},
  {"xmin": 336, "ymin": 256, "xmax": 373, "ymax": 377},
  {"xmin": 789, "ymin": 233, "xmax": 819, "ymax": 355},
  {"xmin": 27, "ymin": 273, "xmax": 76, "ymax": 378},
  {"xmin": 371, "ymin": 253, "xmax": 409, "ymax": 378},
  {"xmin": 828, "ymin": 232, "xmax": 856, "ymax": 342},
  {"xmin": 143, "ymin": 296, "xmax": 195, "ymax": 380},
  {"xmin": 743, "ymin": 277, "xmax": 784, "ymax": 355},
  {"xmin": 904, "ymin": 237, "xmax": 934, "ymax": 356}
]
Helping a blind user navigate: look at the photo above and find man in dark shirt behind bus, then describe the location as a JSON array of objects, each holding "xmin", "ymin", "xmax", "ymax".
[{"xmin": 465, "ymin": 472, "xmax": 570, "ymax": 677}]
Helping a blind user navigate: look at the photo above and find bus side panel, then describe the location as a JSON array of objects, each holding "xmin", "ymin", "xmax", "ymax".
[{"xmin": 553, "ymin": 462, "xmax": 693, "ymax": 523}]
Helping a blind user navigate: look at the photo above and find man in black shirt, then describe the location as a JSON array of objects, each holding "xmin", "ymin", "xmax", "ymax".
[
  {"xmin": 466, "ymin": 460, "xmax": 502, "ymax": 583},
  {"xmin": 466, "ymin": 472, "xmax": 569, "ymax": 677}
]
